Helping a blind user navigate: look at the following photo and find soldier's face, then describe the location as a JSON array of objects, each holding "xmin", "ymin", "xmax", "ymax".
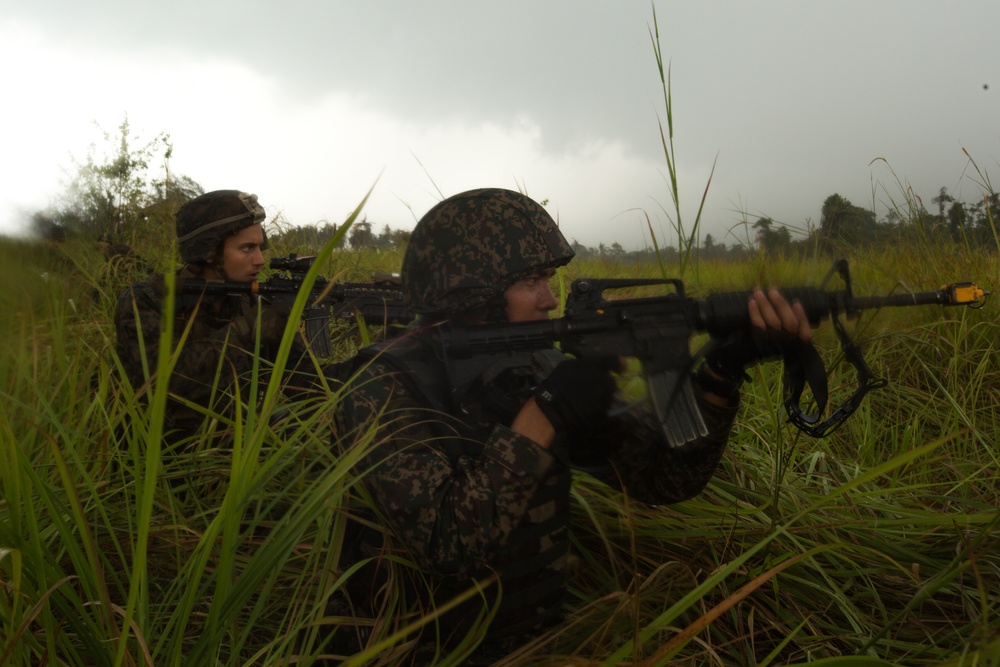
[
  {"xmin": 503, "ymin": 269, "xmax": 558, "ymax": 322},
  {"xmin": 209, "ymin": 224, "xmax": 266, "ymax": 282}
]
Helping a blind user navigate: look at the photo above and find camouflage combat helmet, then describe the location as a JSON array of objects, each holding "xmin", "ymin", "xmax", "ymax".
[
  {"xmin": 402, "ymin": 188, "xmax": 575, "ymax": 314},
  {"xmin": 175, "ymin": 190, "xmax": 268, "ymax": 264}
]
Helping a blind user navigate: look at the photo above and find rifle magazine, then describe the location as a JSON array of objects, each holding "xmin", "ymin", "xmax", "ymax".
[{"xmin": 646, "ymin": 370, "xmax": 709, "ymax": 448}]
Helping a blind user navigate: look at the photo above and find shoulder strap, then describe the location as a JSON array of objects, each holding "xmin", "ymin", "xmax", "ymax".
[
  {"xmin": 355, "ymin": 332, "xmax": 494, "ymax": 465},
  {"xmin": 355, "ymin": 331, "xmax": 453, "ymax": 415}
]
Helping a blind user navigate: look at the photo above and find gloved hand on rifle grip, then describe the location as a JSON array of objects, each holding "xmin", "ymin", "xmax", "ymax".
[
  {"xmin": 534, "ymin": 357, "xmax": 619, "ymax": 433},
  {"xmin": 703, "ymin": 329, "xmax": 783, "ymax": 383},
  {"xmin": 704, "ymin": 288, "xmax": 814, "ymax": 382}
]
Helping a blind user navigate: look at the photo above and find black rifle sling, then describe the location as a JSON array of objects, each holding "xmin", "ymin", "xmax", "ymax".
[{"xmin": 781, "ymin": 341, "xmax": 830, "ymax": 427}]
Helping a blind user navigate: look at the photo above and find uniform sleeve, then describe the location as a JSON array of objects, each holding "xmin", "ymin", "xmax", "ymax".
[
  {"xmin": 563, "ymin": 389, "xmax": 738, "ymax": 506},
  {"xmin": 337, "ymin": 360, "xmax": 562, "ymax": 579}
]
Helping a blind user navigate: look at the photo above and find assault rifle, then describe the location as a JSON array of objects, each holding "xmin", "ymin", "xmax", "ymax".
[
  {"xmin": 183, "ymin": 254, "xmax": 409, "ymax": 357},
  {"xmin": 437, "ymin": 260, "xmax": 987, "ymax": 444}
]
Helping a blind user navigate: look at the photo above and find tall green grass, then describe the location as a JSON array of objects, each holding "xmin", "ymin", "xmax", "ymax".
[
  {"xmin": 2, "ymin": 13, "xmax": 998, "ymax": 657},
  {"xmin": 0, "ymin": 203, "xmax": 432, "ymax": 665},
  {"xmin": 2, "ymin": 221, "xmax": 997, "ymax": 665}
]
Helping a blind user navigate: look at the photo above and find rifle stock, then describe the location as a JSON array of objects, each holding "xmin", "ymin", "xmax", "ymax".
[{"xmin": 439, "ymin": 259, "xmax": 988, "ymax": 442}]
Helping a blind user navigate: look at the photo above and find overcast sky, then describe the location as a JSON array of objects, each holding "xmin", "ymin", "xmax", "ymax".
[{"xmin": 1, "ymin": 1, "xmax": 997, "ymax": 250}]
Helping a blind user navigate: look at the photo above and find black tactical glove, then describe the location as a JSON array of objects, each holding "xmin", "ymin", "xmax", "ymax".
[
  {"xmin": 703, "ymin": 328, "xmax": 784, "ymax": 383},
  {"xmin": 534, "ymin": 357, "xmax": 619, "ymax": 433},
  {"xmin": 701, "ymin": 320, "xmax": 823, "ymax": 406}
]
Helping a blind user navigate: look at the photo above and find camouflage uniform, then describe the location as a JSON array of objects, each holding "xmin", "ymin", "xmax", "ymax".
[
  {"xmin": 333, "ymin": 189, "xmax": 739, "ymax": 660},
  {"xmin": 114, "ymin": 265, "xmax": 265, "ymax": 445},
  {"xmin": 114, "ymin": 190, "xmax": 300, "ymax": 447}
]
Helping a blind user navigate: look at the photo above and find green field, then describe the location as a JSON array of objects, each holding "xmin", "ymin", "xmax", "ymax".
[{"xmin": 0, "ymin": 231, "xmax": 997, "ymax": 666}]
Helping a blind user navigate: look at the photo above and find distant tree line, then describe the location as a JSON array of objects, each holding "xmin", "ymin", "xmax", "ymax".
[
  {"xmin": 26, "ymin": 119, "xmax": 999, "ymax": 264},
  {"xmin": 273, "ymin": 220, "xmax": 411, "ymax": 251},
  {"xmin": 566, "ymin": 188, "xmax": 998, "ymax": 263},
  {"xmin": 824, "ymin": 188, "xmax": 998, "ymax": 249}
]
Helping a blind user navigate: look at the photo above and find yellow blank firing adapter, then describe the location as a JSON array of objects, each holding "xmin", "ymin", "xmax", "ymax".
[{"xmin": 944, "ymin": 282, "xmax": 989, "ymax": 306}]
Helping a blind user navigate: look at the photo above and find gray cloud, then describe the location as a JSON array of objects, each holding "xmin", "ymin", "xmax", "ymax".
[{"xmin": 2, "ymin": 1, "xmax": 998, "ymax": 247}]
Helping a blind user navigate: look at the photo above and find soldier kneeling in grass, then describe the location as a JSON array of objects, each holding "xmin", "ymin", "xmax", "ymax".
[
  {"xmin": 114, "ymin": 190, "xmax": 307, "ymax": 459},
  {"xmin": 325, "ymin": 188, "xmax": 816, "ymax": 664}
]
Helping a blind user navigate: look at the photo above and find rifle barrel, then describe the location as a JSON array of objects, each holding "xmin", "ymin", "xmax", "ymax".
[
  {"xmin": 851, "ymin": 291, "xmax": 949, "ymax": 310},
  {"xmin": 696, "ymin": 282, "xmax": 986, "ymax": 336}
]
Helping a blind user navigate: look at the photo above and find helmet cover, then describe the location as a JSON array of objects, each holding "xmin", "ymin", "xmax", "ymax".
[
  {"xmin": 402, "ymin": 188, "xmax": 574, "ymax": 314},
  {"xmin": 176, "ymin": 190, "xmax": 268, "ymax": 263}
]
